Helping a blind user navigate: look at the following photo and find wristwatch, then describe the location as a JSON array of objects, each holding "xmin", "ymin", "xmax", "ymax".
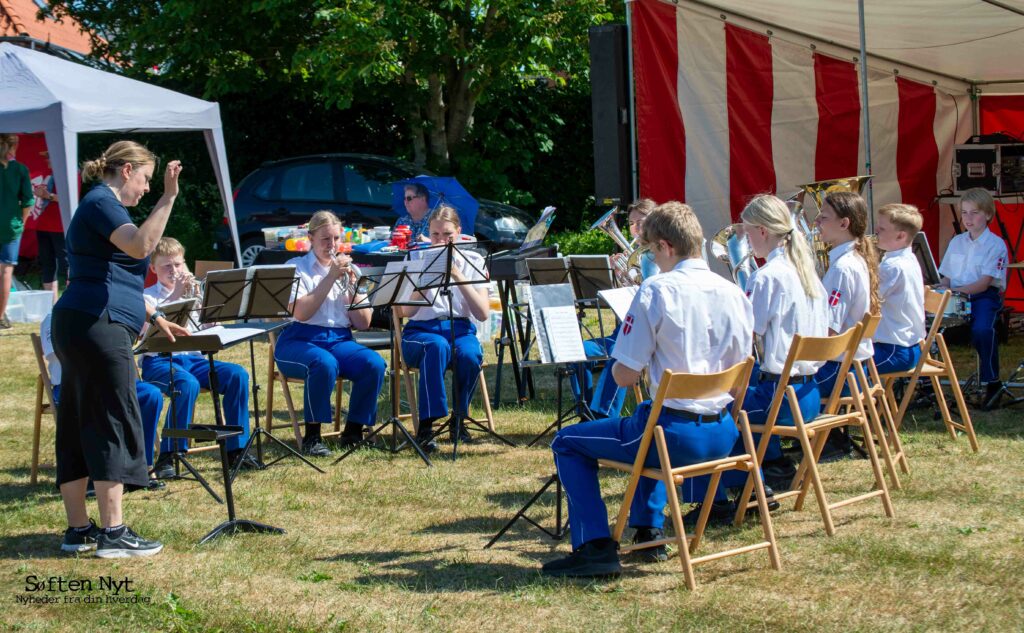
[{"xmin": 148, "ymin": 310, "xmax": 166, "ymax": 326}]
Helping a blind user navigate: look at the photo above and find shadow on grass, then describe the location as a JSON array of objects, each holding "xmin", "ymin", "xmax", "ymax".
[{"xmin": 0, "ymin": 531, "xmax": 79, "ymax": 560}]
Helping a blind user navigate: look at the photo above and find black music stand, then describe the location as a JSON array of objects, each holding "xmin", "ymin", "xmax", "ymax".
[
  {"xmin": 333, "ymin": 262, "xmax": 434, "ymax": 466},
  {"xmin": 486, "ymin": 284, "xmax": 592, "ymax": 547},
  {"xmin": 199, "ymin": 266, "xmax": 324, "ymax": 479},
  {"xmin": 412, "ymin": 242, "xmax": 513, "ymax": 460}
]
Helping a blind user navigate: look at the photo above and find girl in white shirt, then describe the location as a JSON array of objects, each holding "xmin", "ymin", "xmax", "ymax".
[
  {"xmin": 273, "ymin": 211, "xmax": 385, "ymax": 457},
  {"xmin": 399, "ymin": 206, "xmax": 489, "ymax": 450}
]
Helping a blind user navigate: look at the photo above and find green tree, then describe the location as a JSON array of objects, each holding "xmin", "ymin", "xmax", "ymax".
[{"xmin": 48, "ymin": 1, "xmax": 617, "ymax": 172}]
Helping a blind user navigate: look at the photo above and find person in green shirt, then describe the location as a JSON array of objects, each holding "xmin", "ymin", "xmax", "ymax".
[{"xmin": 0, "ymin": 133, "xmax": 34, "ymax": 329}]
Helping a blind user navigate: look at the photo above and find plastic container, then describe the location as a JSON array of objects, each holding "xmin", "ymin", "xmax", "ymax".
[
  {"xmin": 374, "ymin": 225, "xmax": 391, "ymax": 240},
  {"xmin": 7, "ymin": 290, "xmax": 53, "ymax": 323}
]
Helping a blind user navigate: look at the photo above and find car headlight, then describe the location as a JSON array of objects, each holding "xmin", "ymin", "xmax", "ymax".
[{"xmin": 494, "ymin": 217, "xmax": 528, "ymax": 232}]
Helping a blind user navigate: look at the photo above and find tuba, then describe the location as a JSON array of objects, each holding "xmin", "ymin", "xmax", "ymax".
[
  {"xmin": 590, "ymin": 206, "xmax": 647, "ymax": 286},
  {"xmin": 786, "ymin": 175, "xmax": 873, "ymax": 276}
]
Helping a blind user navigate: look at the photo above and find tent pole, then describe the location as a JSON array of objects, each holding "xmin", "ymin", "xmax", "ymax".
[{"xmin": 857, "ymin": 0, "xmax": 874, "ymax": 229}]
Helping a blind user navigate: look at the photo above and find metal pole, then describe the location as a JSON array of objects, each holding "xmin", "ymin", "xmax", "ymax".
[
  {"xmin": 857, "ymin": 0, "xmax": 875, "ymax": 230},
  {"xmin": 626, "ymin": 0, "xmax": 639, "ymax": 201}
]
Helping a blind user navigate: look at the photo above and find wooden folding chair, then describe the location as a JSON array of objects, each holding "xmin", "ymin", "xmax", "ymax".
[
  {"xmin": 878, "ymin": 288, "xmax": 979, "ymax": 452},
  {"xmin": 736, "ymin": 323, "xmax": 894, "ymax": 536},
  {"xmin": 598, "ymin": 358, "xmax": 781, "ymax": 590},
  {"xmin": 846, "ymin": 314, "xmax": 906, "ymax": 490},
  {"xmin": 265, "ymin": 328, "xmax": 342, "ymax": 446},
  {"xmin": 391, "ymin": 311, "xmax": 494, "ymax": 435},
  {"xmin": 29, "ymin": 334, "xmax": 56, "ymax": 485}
]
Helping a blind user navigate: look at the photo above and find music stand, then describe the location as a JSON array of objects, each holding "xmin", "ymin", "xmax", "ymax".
[
  {"xmin": 200, "ymin": 266, "xmax": 324, "ymax": 478},
  {"xmin": 333, "ymin": 261, "xmax": 434, "ymax": 466},
  {"xmin": 411, "ymin": 242, "xmax": 513, "ymax": 460},
  {"xmin": 486, "ymin": 282, "xmax": 591, "ymax": 547}
]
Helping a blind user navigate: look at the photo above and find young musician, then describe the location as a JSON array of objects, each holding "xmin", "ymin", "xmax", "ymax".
[
  {"xmin": 141, "ymin": 237, "xmax": 257, "ymax": 476},
  {"xmin": 543, "ymin": 202, "xmax": 753, "ymax": 578},
  {"xmin": 813, "ymin": 191, "xmax": 881, "ymax": 459},
  {"xmin": 400, "ymin": 206, "xmax": 490, "ymax": 452},
  {"xmin": 274, "ymin": 210, "xmax": 385, "ymax": 457},
  {"xmin": 574, "ymin": 198, "xmax": 657, "ymax": 418},
  {"xmin": 937, "ymin": 188, "xmax": 1008, "ymax": 407},
  {"xmin": 873, "ymin": 204, "xmax": 925, "ymax": 375}
]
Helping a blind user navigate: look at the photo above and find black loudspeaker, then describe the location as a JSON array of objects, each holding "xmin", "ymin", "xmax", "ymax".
[{"xmin": 589, "ymin": 24, "xmax": 633, "ymax": 207}]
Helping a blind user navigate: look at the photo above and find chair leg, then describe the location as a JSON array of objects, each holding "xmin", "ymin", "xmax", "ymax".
[
  {"xmin": 402, "ymin": 368, "xmax": 420, "ymax": 434},
  {"xmin": 794, "ymin": 422, "xmax": 835, "ymax": 535},
  {"xmin": 265, "ymin": 368, "xmax": 276, "ymax": 432},
  {"xmin": 333, "ymin": 378, "xmax": 344, "ymax": 433},
  {"xmin": 32, "ymin": 378, "xmax": 43, "ymax": 485},
  {"xmin": 477, "ymin": 368, "xmax": 495, "ymax": 431},
  {"xmin": 930, "ymin": 375, "xmax": 959, "ymax": 442},
  {"xmin": 863, "ymin": 382, "xmax": 901, "ymax": 491},
  {"xmin": 938, "ymin": 334, "xmax": 980, "ymax": 452},
  {"xmin": 858, "ymin": 415, "xmax": 895, "ymax": 518},
  {"xmin": 737, "ymin": 414, "xmax": 781, "ymax": 570},
  {"xmin": 280, "ymin": 376, "xmax": 302, "ymax": 446},
  {"xmin": 665, "ymin": 473, "xmax": 697, "ymax": 591}
]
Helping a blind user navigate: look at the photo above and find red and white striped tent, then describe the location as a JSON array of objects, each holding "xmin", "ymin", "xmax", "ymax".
[{"xmin": 630, "ymin": 0, "xmax": 1024, "ymax": 305}]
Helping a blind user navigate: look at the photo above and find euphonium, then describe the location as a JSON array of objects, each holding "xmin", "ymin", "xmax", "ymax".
[
  {"xmin": 590, "ymin": 206, "xmax": 645, "ymax": 286},
  {"xmin": 786, "ymin": 175, "xmax": 874, "ymax": 276},
  {"xmin": 709, "ymin": 223, "xmax": 758, "ymax": 289}
]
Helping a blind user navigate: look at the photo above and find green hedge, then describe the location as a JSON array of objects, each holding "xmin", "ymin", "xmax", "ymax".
[{"xmin": 544, "ymin": 229, "xmax": 614, "ymax": 255}]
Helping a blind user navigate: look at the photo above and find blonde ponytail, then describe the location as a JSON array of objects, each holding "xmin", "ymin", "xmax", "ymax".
[{"xmin": 740, "ymin": 194, "xmax": 821, "ymax": 298}]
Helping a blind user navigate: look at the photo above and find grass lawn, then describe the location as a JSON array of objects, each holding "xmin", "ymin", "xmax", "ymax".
[{"xmin": 1, "ymin": 319, "xmax": 1022, "ymax": 632}]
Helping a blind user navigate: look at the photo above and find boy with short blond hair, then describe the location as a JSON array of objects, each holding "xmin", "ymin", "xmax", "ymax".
[
  {"xmin": 873, "ymin": 204, "xmax": 926, "ymax": 375},
  {"xmin": 142, "ymin": 237, "xmax": 256, "ymax": 476}
]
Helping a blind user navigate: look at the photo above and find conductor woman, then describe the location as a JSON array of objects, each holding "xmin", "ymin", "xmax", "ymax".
[{"xmin": 52, "ymin": 141, "xmax": 185, "ymax": 558}]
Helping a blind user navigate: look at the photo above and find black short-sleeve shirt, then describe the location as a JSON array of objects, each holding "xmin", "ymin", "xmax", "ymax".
[{"xmin": 56, "ymin": 184, "xmax": 148, "ymax": 333}]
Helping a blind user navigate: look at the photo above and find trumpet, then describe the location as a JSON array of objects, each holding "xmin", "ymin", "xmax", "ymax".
[
  {"xmin": 785, "ymin": 175, "xmax": 874, "ymax": 276},
  {"xmin": 331, "ymin": 252, "xmax": 358, "ymax": 296},
  {"xmin": 590, "ymin": 206, "xmax": 647, "ymax": 286}
]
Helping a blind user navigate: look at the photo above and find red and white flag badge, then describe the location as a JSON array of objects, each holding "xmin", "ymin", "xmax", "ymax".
[
  {"xmin": 623, "ymin": 314, "xmax": 634, "ymax": 335},
  {"xmin": 828, "ymin": 289, "xmax": 842, "ymax": 307},
  {"xmin": 997, "ymin": 256, "xmax": 1006, "ymax": 272}
]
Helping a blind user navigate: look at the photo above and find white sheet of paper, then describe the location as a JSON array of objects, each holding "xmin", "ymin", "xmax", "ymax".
[
  {"xmin": 541, "ymin": 305, "xmax": 587, "ymax": 363},
  {"xmin": 598, "ymin": 286, "xmax": 638, "ymax": 321},
  {"xmin": 199, "ymin": 325, "xmax": 269, "ymax": 347}
]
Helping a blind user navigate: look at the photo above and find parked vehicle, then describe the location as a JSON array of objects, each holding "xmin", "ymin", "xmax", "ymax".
[{"xmin": 215, "ymin": 154, "xmax": 534, "ymax": 266}]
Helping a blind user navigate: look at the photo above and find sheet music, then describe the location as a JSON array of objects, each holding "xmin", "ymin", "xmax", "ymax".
[
  {"xmin": 199, "ymin": 324, "xmax": 272, "ymax": 347},
  {"xmin": 541, "ymin": 305, "xmax": 587, "ymax": 363},
  {"xmin": 527, "ymin": 283, "xmax": 577, "ymax": 364},
  {"xmin": 373, "ymin": 260, "xmax": 424, "ymax": 307},
  {"xmin": 597, "ymin": 286, "xmax": 638, "ymax": 321}
]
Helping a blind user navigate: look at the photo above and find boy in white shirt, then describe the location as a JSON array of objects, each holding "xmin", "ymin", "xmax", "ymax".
[
  {"xmin": 937, "ymin": 188, "xmax": 1009, "ymax": 408},
  {"xmin": 873, "ymin": 204, "xmax": 926, "ymax": 375}
]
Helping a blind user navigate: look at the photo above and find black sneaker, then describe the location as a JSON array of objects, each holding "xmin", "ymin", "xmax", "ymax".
[
  {"xmin": 416, "ymin": 422, "xmax": 438, "ymax": 454},
  {"xmin": 449, "ymin": 419, "xmax": 473, "ymax": 444},
  {"xmin": 302, "ymin": 438, "xmax": 332, "ymax": 457},
  {"xmin": 542, "ymin": 538, "xmax": 622, "ymax": 578},
  {"xmin": 337, "ymin": 432, "xmax": 365, "ymax": 449},
  {"xmin": 763, "ymin": 456, "xmax": 797, "ymax": 492},
  {"xmin": 629, "ymin": 527, "xmax": 668, "ymax": 562},
  {"xmin": 817, "ymin": 431, "xmax": 853, "ymax": 464},
  {"xmin": 229, "ymin": 450, "xmax": 263, "ymax": 471},
  {"xmin": 152, "ymin": 453, "xmax": 175, "ymax": 480},
  {"xmin": 982, "ymin": 381, "xmax": 1003, "ymax": 411},
  {"xmin": 60, "ymin": 519, "xmax": 101, "ymax": 553},
  {"xmin": 682, "ymin": 500, "xmax": 737, "ymax": 529},
  {"xmin": 748, "ymin": 485, "xmax": 780, "ymax": 512},
  {"xmin": 145, "ymin": 479, "xmax": 166, "ymax": 491},
  {"xmin": 95, "ymin": 526, "xmax": 163, "ymax": 559}
]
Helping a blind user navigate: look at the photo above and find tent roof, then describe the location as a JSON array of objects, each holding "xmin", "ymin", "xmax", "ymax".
[
  {"xmin": 675, "ymin": 0, "xmax": 1024, "ymax": 93},
  {"xmin": 0, "ymin": 42, "xmax": 221, "ymax": 132}
]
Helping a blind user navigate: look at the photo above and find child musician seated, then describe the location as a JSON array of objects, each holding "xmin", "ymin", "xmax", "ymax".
[
  {"xmin": 542, "ymin": 201, "xmax": 753, "ymax": 578},
  {"xmin": 873, "ymin": 204, "xmax": 925, "ymax": 375},
  {"xmin": 41, "ymin": 314, "xmax": 166, "ymax": 492},
  {"xmin": 274, "ymin": 211, "xmax": 385, "ymax": 457},
  {"xmin": 141, "ymin": 237, "xmax": 257, "ymax": 477},
  {"xmin": 937, "ymin": 188, "xmax": 1008, "ymax": 408},
  {"xmin": 399, "ymin": 206, "xmax": 490, "ymax": 452}
]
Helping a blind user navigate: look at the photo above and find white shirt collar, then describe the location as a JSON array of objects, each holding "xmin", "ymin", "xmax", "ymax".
[
  {"xmin": 882, "ymin": 245, "xmax": 913, "ymax": 260},
  {"xmin": 828, "ymin": 239, "xmax": 856, "ymax": 264},
  {"xmin": 672, "ymin": 257, "xmax": 710, "ymax": 273},
  {"xmin": 765, "ymin": 246, "xmax": 785, "ymax": 263}
]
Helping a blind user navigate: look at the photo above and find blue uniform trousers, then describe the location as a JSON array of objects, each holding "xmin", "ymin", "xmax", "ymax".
[
  {"xmin": 970, "ymin": 289, "xmax": 1001, "ymax": 383},
  {"xmin": 873, "ymin": 342, "xmax": 922, "ymax": 375},
  {"xmin": 570, "ymin": 327, "xmax": 627, "ymax": 418},
  {"xmin": 274, "ymin": 322, "xmax": 385, "ymax": 426},
  {"xmin": 141, "ymin": 355, "xmax": 251, "ymax": 454},
  {"xmin": 401, "ymin": 319, "xmax": 482, "ymax": 421},
  {"xmin": 551, "ymin": 401, "xmax": 738, "ymax": 550},
  {"xmin": 54, "ymin": 381, "xmax": 162, "ymax": 467},
  {"xmin": 685, "ymin": 370, "xmax": 821, "ymax": 502}
]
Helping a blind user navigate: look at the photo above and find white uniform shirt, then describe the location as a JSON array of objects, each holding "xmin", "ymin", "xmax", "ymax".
[
  {"xmin": 409, "ymin": 249, "xmax": 488, "ymax": 321},
  {"xmin": 143, "ymin": 281, "xmax": 202, "ymax": 357},
  {"xmin": 876, "ymin": 246, "xmax": 925, "ymax": 347},
  {"xmin": 746, "ymin": 247, "xmax": 828, "ymax": 376},
  {"xmin": 290, "ymin": 252, "xmax": 355, "ymax": 328},
  {"xmin": 938, "ymin": 228, "xmax": 1008, "ymax": 291},
  {"xmin": 822, "ymin": 240, "xmax": 873, "ymax": 361},
  {"xmin": 40, "ymin": 313, "xmax": 61, "ymax": 386},
  {"xmin": 613, "ymin": 258, "xmax": 754, "ymax": 414}
]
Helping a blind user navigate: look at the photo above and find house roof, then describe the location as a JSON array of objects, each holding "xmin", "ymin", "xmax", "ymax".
[{"xmin": 0, "ymin": 0, "xmax": 93, "ymax": 54}]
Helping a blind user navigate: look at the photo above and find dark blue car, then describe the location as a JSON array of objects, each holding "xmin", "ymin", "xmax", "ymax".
[{"xmin": 215, "ymin": 154, "xmax": 534, "ymax": 266}]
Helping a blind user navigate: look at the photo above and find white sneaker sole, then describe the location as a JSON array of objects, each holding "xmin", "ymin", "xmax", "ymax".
[
  {"xmin": 95, "ymin": 544, "xmax": 163, "ymax": 558},
  {"xmin": 60, "ymin": 542, "xmax": 97, "ymax": 553}
]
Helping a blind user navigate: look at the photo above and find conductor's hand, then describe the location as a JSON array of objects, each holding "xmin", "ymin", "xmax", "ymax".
[
  {"xmin": 156, "ymin": 317, "xmax": 190, "ymax": 343},
  {"xmin": 163, "ymin": 160, "xmax": 183, "ymax": 198}
]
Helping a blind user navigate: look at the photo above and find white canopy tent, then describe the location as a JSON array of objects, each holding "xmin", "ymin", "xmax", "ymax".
[{"xmin": 0, "ymin": 43, "xmax": 242, "ymax": 265}]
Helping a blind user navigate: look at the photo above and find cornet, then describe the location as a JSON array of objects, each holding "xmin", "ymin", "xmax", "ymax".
[{"xmin": 590, "ymin": 206, "xmax": 647, "ymax": 286}]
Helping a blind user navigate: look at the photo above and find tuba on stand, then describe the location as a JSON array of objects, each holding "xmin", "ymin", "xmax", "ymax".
[
  {"xmin": 590, "ymin": 207, "xmax": 649, "ymax": 286},
  {"xmin": 786, "ymin": 175, "xmax": 874, "ymax": 276}
]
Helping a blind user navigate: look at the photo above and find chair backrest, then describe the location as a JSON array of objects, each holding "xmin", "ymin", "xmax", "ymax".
[
  {"xmin": 650, "ymin": 358, "xmax": 756, "ymax": 423},
  {"xmin": 859, "ymin": 312, "xmax": 881, "ymax": 340},
  {"xmin": 789, "ymin": 322, "xmax": 863, "ymax": 413},
  {"xmin": 195, "ymin": 260, "xmax": 234, "ymax": 279},
  {"xmin": 922, "ymin": 288, "xmax": 951, "ymax": 346},
  {"xmin": 29, "ymin": 333, "xmax": 56, "ymax": 409}
]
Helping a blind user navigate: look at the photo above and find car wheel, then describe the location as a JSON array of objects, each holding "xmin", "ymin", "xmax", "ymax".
[{"xmin": 239, "ymin": 238, "xmax": 266, "ymax": 268}]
